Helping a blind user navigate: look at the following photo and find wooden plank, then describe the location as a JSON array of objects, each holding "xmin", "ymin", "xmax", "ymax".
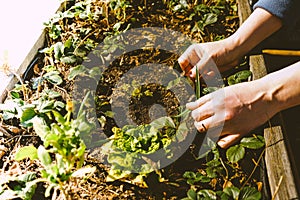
[
  {"xmin": 237, "ymin": 0, "xmax": 268, "ymax": 79},
  {"xmin": 249, "ymin": 55, "xmax": 267, "ymax": 80},
  {"xmin": 264, "ymin": 126, "xmax": 299, "ymax": 199},
  {"xmin": 238, "ymin": 0, "xmax": 299, "ymax": 197},
  {"xmin": 237, "ymin": 0, "xmax": 252, "ymax": 26}
]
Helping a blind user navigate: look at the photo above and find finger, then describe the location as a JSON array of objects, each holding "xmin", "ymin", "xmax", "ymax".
[
  {"xmin": 190, "ymin": 102, "xmax": 214, "ymax": 121},
  {"xmin": 178, "ymin": 56, "xmax": 190, "ymax": 72},
  {"xmin": 194, "ymin": 117, "xmax": 212, "ymax": 132},
  {"xmin": 217, "ymin": 134, "xmax": 241, "ymax": 149},
  {"xmin": 186, "ymin": 95, "xmax": 211, "ymax": 110},
  {"xmin": 190, "ymin": 54, "xmax": 216, "ymax": 78}
]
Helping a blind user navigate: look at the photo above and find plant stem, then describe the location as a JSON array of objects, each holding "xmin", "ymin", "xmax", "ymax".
[
  {"xmin": 241, "ymin": 148, "xmax": 266, "ymax": 189},
  {"xmin": 195, "ymin": 67, "xmax": 201, "ymax": 99},
  {"xmin": 219, "ymin": 157, "xmax": 229, "ymax": 182}
]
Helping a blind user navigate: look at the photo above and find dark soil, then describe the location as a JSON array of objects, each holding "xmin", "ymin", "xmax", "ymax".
[{"xmin": 0, "ymin": 1, "xmax": 267, "ymax": 199}]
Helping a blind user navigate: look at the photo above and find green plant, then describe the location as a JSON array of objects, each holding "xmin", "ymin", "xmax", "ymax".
[
  {"xmin": 101, "ymin": 114, "xmax": 189, "ymax": 187},
  {"xmin": 182, "ymin": 135, "xmax": 265, "ymax": 200},
  {"xmin": 2, "ymin": 93, "xmax": 96, "ymax": 200},
  {"xmin": 0, "ymin": 89, "xmax": 95, "ymax": 199}
]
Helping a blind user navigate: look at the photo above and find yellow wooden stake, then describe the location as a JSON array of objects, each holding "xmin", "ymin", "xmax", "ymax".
[{"xmin": 262, "ymin": 49, "xmax": 300, "ymax": 56}]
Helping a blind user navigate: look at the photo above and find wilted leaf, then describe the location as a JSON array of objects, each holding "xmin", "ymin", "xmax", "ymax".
[
  {"xmin": 72, "ymin": 166, "xmax": 96, "ymax": 178},
  {"xmin": 176, "ymin": 122, "xmax": 188, "ymax": 142},
  {"xmin": 32, "ymin": 117, "xmax": 50, "ymax": 140},
  {"xmin": 150, "ymin": 116, "xmax": 176, "ymax": 129},
  {"xmin": 54, "ymin": 42, "xmax": 64, "ymax": 61},
  {"xmin": 203, "ymin": 13, "xmax": 218, "ymax": 27}
]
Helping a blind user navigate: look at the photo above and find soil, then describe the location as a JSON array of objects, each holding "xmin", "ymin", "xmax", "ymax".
[{"xmin": 0, "ymin": 1, "xmax": 268, "ymax": 199}]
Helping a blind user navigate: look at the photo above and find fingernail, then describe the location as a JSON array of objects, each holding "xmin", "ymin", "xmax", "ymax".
[
  {"xmin": 186, "ymin": 102, "xmax": 194, "ymax": 109},
  {"xmin": 217, "ymin": 140, "xmax": 226, "ymax": 148}
]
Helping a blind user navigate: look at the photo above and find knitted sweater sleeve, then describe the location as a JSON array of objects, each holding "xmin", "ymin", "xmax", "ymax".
[{"xmin": 253, "ymin": 0, "xmax": 300, "ymax": 27}]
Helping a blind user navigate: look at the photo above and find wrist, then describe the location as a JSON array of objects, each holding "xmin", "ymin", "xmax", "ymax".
[{"xmin": 256, "ymin": 75, "xmax": 285, "ymax": 115}]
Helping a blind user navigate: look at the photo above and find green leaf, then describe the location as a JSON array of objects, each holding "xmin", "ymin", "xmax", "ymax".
[
  {"xmin": 187, "ymin": 189, "xmax": 197, "ymax": 200},
  {"xmin": 52, "ymin": 110, "xmax": 65, "ymax": 124},
  {"xmin": 227, "ymin": 70, "xmax": 252, "ymax": 85},
  {"xmin": 203, "ymin": 13, "xmax": 218, "ymax": 27},
  {"xmin": 60, "ymin": 55, "xmax": 77, "ymax": 64},
  {"xmin": 226, "ymin": 144, "xmax": 245, "ymax": 163},
  {"xmin": 216, "ymin": 191, "xmax": 230, "ymax": 200},
  {"xmin": 54, "ymin": 42, "xmax": 64, "ymax": 61},
  {"xmin": 20, "ymin": 108, "xmax": 36, "ymax": 127},
  {"xmin": 150, "ymin": 116, "xmax": 176, "ymax": 129},
  {"xmin": 197, "ymin": 189, "xmax": 217, "ymax": 200},
  {"xmin": 38, "ymin": 146, "xmax": 52, "ymax": 167},
  {"xmin": 239, "ymin": 187, "xmax": 261, "ymax": 200},
  {"xmin": 15, "ymin": 146, "xmax": 38, "ymax": 161},
  {"xmin": 223, "ymin": 186, "xmax": 240, "ymax": 199},
  {"xmin": 183, "ymin": 171, "xmax": 196, "ymax": 179},
  {"xmin": 176, "ymin": 122, "xmax": 188, "ymax": 142},
  {"xmin": 68, "ymin": 65, "xmax": 86, "ymax": 80},
  {"xmin": 202, "ymin": 87, "xmax": 219, "ymax": 94},
  {"xmin": 10, "ymin": 91, "xmax": 20, "ymax": 99},
  {"xmin": 240, "ymin": 135, "xmax": 265, "ymax": 149},
  {"xmin": 32, "ymin": 117, "xmax": 50, "ymax": 140},
  {"xmin": 18, "ymin": 172, "xmax": 37, "ymax": 182},
  {"xmin": 44, "ymin": 71, "xmax": 63, "ymax": 85},
  {"xmin": 104, "ymin": 111, "xmax": 115, "ymax": 118}
]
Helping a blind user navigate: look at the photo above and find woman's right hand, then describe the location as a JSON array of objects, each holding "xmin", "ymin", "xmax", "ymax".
[{"xmin": 178, "ymin": 38, "xmax": 241, "ymax": 79}]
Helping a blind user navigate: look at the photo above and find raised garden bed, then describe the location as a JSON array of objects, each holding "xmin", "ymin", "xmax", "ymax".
[{"xmin": 0, "ymin": 0, "xmax": 298, "ymax": 199}]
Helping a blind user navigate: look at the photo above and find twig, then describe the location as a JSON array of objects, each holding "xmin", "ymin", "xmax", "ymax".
[
  {"xmin": 219, "ymin": 157, "xmax": 229, "ymax": 185},
  {"xmin": 241, "ymin": 147, "xmax": 266, "ymax": 189},
  {"xmin": 272, "ymin": 175, "xmax": 283, "ymax": 200},
  {"xmin": 0, "ymin": 126, "xmax": 12, "ymax": 138}
]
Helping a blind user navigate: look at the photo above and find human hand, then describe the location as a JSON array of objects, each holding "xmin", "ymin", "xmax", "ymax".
[
  {"xmin": 178, "ymin": 39, "xmax": 241, "ymax": 78},
  {"xmin": 186, "ymin": 79, "xmax": 279, "ymax": 148}
]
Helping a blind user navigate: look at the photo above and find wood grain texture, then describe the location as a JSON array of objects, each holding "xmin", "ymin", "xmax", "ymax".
[
  {"xmin": 238, "ymin": 0, "xmax": 299, "ymax": 197},
  {"xmin": 264, "ymin": 126, "xmax": 299, "ymax": 199}
]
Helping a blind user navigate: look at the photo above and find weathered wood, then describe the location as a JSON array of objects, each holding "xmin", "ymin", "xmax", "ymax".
[
  {"xmin": 264, "ymin": 126, "xmax": 299, "ymax": 199},
  {"xmin": 238, "ymin": 0, "xmax": 299, "ymax": 197},
  {"xmin": 237, "ymin": 0, "xmax": 252, "ymax": 25},
  {"xmin": 249, "ymin": 55, "xmax": 267, "ymax": 80}
]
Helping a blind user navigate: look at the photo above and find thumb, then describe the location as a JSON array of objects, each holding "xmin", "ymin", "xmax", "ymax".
[{"xmin": 190, "ymin": 55, "xmax": 217, "ymax": 78}]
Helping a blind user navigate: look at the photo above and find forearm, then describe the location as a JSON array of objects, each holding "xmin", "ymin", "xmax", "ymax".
[
  {"xmin": 259, "ymin": 61, "xmax": 300, "ymax": 113},
  {"xmin": 226, "ymin": 8, "xmax": 282, "ymax": 58}
]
